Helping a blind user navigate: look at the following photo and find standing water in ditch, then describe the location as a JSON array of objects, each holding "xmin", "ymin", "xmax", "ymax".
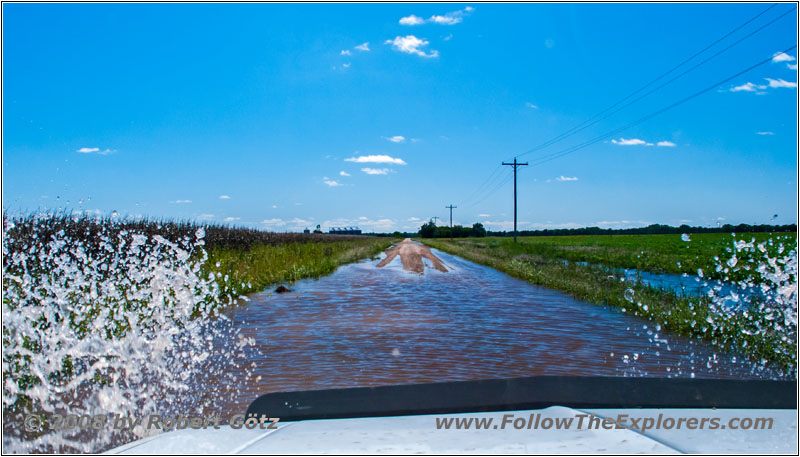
[{"xmin": 213, "ymin": 242, "xmax": 790, "ymax": 415}]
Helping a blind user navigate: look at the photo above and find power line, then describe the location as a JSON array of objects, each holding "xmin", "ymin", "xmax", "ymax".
[
  {"xmin": 515, "ymin": 3, "xmax": 785, "ymax": 161},
  {"xmin": 518, "ymin": 5, "xmax": 794, "ymax": 161},
  {"xmin": 527, "ymin": 45, "xmax": 798, "ymax": 167},
  {"xmin": 466, "ymin": 171, "xmax": 512, "ymax": 208},
  {"xmin": 459, "ymin": 164, "xmax": 503, "ymax": 206}
]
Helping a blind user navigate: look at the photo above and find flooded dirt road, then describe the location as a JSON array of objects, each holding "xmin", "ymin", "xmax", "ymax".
[{"xmin": 215, "ymin": 243, "xmax": 783, "ymax": 415}]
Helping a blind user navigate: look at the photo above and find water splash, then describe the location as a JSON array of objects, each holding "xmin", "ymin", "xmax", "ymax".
[{"xmin": 2, "ymin": 216, "xmax": 257, "ymax": 453}]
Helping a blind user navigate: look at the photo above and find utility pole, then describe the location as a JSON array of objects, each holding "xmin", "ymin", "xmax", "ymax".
[
  {"xmin": 501, "ymin": 157, "xmax": 528, "ymax": 242},
  {"xmin": 430, "ymin": 216, "xmax": 440, "ymax": 225},
  {"xmin": 445, "ymin": 204, "xmax": 457, "ymax": 239}
]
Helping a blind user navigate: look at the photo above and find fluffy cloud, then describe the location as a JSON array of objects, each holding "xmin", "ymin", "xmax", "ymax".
[
  {"xmin": 361, "ymin": 168, "xmax": 390, "ymax": 175},
  {"xmin": 223, "ymin": 217, "xmax": 240, "ymax": 222},
  {"xmin": 400, "ymin": 7, "xmax": 473, "ymax": 26},
  {"xmin": 399, "ymin": 14, "xmax": 425, "ymax": 25},
  {"xmin": 340, "ymin": 49, "xmax": 351, "ymax": 56},
  {"xmin": 354, "ymin": 42, "xmax": 370, "ymax": 52},
  {"xmin": 756, "ymin": 131, "xmax": 775, "ymax": 135},
  {"xmin": 772, "ymin": 52, "xmax": 796, "ymax": 63},
  {"xmin": 788, "ymin": 64, "xmax": 798, "ymax": 70},
  {"xmin": 766, "ymin": 78, "xmax": 797, "ymax": 89},
  {"xmin": 730, "ymin": 78, "xmax": 796, "ymax": 93},
  {"xmin": 383, "ymin": 135, "xmax": 406, "ymax": 143},
  {"xmin": 219, "ymin": 195, "xmax": 231, "ymax": 199},
  {"xmin": 339, "ymin": 171, "xmax": 351, "ymax": 176},
  {"xmin": 525, "ymin": 102, "xmax": 538, "ymax": 109},
  {"xmin": 430, "ymin": 14, "xmax": 462, "ymax": 25},
  {"xmin": 611, "ymin": 138, "xmax": 652, "ymax": 146},
  {"xmin": 555, "ymin": 176, "xmax": 578, "ymax": 182},
  {"xmin": 345, "ymin": 154, "xmax": 407, "ymax": 165},
  {"xmin": 323, "ymin": 178, "xmax": 342, "ymax": 187},
  {"xmin": 385, "ymin": 35, "xmax": 439, "ymax": 58},
  {"xmin": 656, "ymin": 141, "xmax": 676, "ymax": 147},
  {"xmin": 172, "ymin": 200, "xmax": 192, "ymax": 204},
  {"xmin": 730, "ymin": 82, "xmax": 766, "ymax": 92}
]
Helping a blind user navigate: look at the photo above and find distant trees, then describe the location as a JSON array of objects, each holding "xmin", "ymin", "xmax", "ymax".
[
  {"xmin": 486, "ymin": 223, "xmax": 797, "ymax": 238},
  {"xmin": 418, "ymin": 222, "xmax": 487, "ymax": 238}
]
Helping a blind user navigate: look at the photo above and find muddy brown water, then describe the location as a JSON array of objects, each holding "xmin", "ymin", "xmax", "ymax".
[{"xmin": 211, "ymin": 245, "xmax": 785, "ymax": 416}]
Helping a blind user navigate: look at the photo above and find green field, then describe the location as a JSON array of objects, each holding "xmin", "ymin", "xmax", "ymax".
[
  {"xmin": 422, "ymin": 233, "xmax": 797, "ymax": 372},
  {"xmin": 466, "ymin": 232, "xmax": 796, "ymax": 283},
  {"xmin": 205, "ymin": 237, "xmax": 395, "ymax": 304}
]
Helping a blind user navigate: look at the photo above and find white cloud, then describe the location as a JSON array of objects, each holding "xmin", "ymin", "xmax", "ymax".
[
  {"xmin": 729, "ymin": 78, "xmax": 796, "ymax": 93},
  {"xmin": 198, "ymin": 214, "xmax": 215, "ymax": 220},
  {"xmin": 408, "ymin": 217, "xmax": 421, "ymax": 221},
  {"xmin": 399, "ymin": 8, "xmax": 473, "ymax": 26},
  {"xmin": 219, "ymin": 195, "xmax": 231, "ymax": 199},
  {"xmin": 354, "ymin": 42, "xmax": 370, "ymax": 52},
  {"xmin": 342, "ymin": 63, "xmax": 351, "ymax": 69},
  {"xmin": 324, "ymin": 217, "xmax": 397, "ymax": 232},
  {"xmin": 478, "ymin": 214, "xmax": 491, "ymax": 217},
  {"xmin": 345, "ymin": 154, "xmax": 407, "ymax": 165},
  {"xmin": 385, "ymin": 35, "xmax": 439, "ymax": 58},
  {"xmin": 611, "ymin": 138, "xmax": 652, "ymax": 146},
  {"xmin": 383, "ymin": 135, "xmax": 406, "ymax": 143},
  {"xmin": 656, "ymin": 141, "xmax": 676, "ymax": 147},
  {"xmin": 361, "ymin": 167, "xmax": 390, "ymax": 175},
  {"xmin": 443, "ymin": 34, "xmax": 453, "ymax": 41},
  {"xmin": 555, "ymin": 176, "xmax": 578, "ymax": 182},
  {"xmin": 525, "ymin": 102, "xmax": 538, "ymax": 109},
  {"xmin": 399, "ymin": 14, "xmax": 426, "ymax": 25},
  {"xmin": 766, "ymin": 78, "xmax": 797, "ymax": 89},
  {"xmin": 773, "ymin": 52, "xmax": 796, "ymax": 63},
  {"xmin": 323, "ymin": 179, "xmax": 342, "ymax": 187},
  {"xmin": 339, "ymin": 171, "xmax": 351, "ymax": 176},
  {"xmin": 77, "ymin": 147, "xmax": 115, "ymax": 155},
  {"xmin": 271, "ymin": 205, "xmax": 278, "ymax": 208},
  {"xmin": 788, "ymin": 64, "xmax": 798, "ymax": 70},
  {"xmin": 224, "ymin": 217, "xmax": 240, "ymax": 222},
  {"xmin": 172, "ymin": 199, "xmax": 192, "ymax": 204},
  {"xmin": 730, "ymin": 82, "xmax": 767, "ymax": 92},
  {"xmin": 756, "ymin": 131, "xmax": 775, "ymax": 135},
  {"xmin": 340, "ymin": 49, "xmax": 351, "ymax": 56},
  {"xmin": 430, "ymin": 14, "xmax": 462, "ymax": 25},
  {"xmin": 261, "ymin": 218, "xmax": 286, "ymax": 227}
]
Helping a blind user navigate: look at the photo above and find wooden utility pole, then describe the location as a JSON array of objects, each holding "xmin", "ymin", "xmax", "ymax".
[
  {"xmin": 430, "ymin": 216, "xmax": 440, "ymax": 225},
  {"xmin": 501, "ymin": 157, "xmax": 528, "ymax": 242},
  {"xmin": 445, "ymin": 204, "xmax": 457, "ymax": 239}
]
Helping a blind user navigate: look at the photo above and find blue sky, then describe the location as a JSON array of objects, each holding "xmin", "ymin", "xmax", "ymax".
[{"xmin": 2, "ymin": 3, "xmax": 797, "ymax": 233}]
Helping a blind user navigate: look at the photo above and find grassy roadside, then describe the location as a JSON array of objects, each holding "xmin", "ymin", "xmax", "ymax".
[
  {"xmin": 456, "ymin": 233, "xmax": 795, "ymax": 283},
  {"xmin": 204, "ymin": 237, "xmax": 396, "ymax": 301},
  {"xmin": 421, "ymin": 237, "xmax": 796, "ymax": 372}
]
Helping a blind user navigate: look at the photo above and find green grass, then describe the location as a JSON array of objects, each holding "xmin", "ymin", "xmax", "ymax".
[
  {"xmin": 461, "ymin": 233, "xmax": 795, "ymax": 284},
  {"xmin": 204, "ymin": 237, "xmax": 396, "ymax": 301},
  {"xmin": 421, "ymin": 236, "xmax": 797, "ymax": 372}
]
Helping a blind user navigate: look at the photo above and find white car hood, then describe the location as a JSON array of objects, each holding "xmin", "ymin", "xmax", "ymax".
[{"xmin": 106, "ymin": 406, "xmax": 797, "ymax": 454}]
